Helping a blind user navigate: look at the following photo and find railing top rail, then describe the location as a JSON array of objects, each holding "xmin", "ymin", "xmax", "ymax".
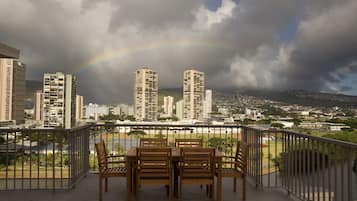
[
  {"xmin": 0, "ymin": 124, "xmax": 92, "ymax": 132},
  {"xmin": 93, "ymin": 123, "xmax": 243, "ymax": 128}
]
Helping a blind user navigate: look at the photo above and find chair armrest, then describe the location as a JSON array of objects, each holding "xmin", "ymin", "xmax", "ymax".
[
  {"xmin": 107, "ymin": 161, "xmax": 126, "ymax": 164},
  {"xmin": 222, "ymin": 156, "xmax": 236, "ymax": 159},
  {"xmin": 106, "ymin": 155, "xmax": 125, "ymax": 158}
]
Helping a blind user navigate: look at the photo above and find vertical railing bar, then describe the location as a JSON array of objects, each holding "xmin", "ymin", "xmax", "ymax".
[
  {"xmin": 347, "ymin": 148, "xmax": 352, "ymax": 201},
  {"xmin": 298, "ymin": 136, "xmax": 301, "ymax": 199},
  {"xmin": 294, "ymin": 134, "xmax": 297, "ymax": 197},
  {"xmin": 307, "ymin": 138, "xmax": 311, "ymax": 201},
  {"xmin": 322, "ymin": 142, "xmax": 326, "ymax": 201},
  {"xmin": 287, "ymin": 131, "xmax": 291, "ymax": 193},
  {"xmin": 14, "ymin": 131, "xmax": 17, "ymax": 189},
  {"xmin": 260, "ymin": 130, "xmax": 263, "ymax": 186},
  {"xmin": 275, "ymin": 130, "xmax": 278, "ymax": 188},
  {"xmin": 21, "ymin": 131, "xmax": 24, "ymax": 189},
  {"xmin": 341, "ymin": 147, "xmax": 345, "ymax": 201},
  {"xmin": 52, "ymin": 131, "xmax": 56, "ymax": 190},
  {"xmin": 334, "ymin": 144, "xmax": 337, "ymax": 201},
  {"xmin": 60, "ymin": 131, "xmax": 63, "ymax": 188},
  {"xmin": 317, "ymin": 141, "xmax": 320, "ymax": 201},
  {"xmin": 302, "ymin": 137, "xmax": 306, "ymax": 200},
  {"xmin": 282, "ymin": 131, "xmax": 286, "ymax": 188},
  {"xmin": 39, "ymin": 131, "xmax": 42, "ymax": 189},
  {"xmin": 29, "ymin": 131, "xmax": 32, "ymax": 189},
  {"xmin": 5, "ymin": 132, "xmax": 9, "ymax": 190},
  {"xmin": 327, "ymin": 144, "xmax": 331, "ymax": 201},
  {"xmin": 44, "ymin": 131, "xmax": 48, "ymax": 189},
  {"xmin": 312, "ymin": 139, "xmax": 316, "ymax": 201},
  {"xmin": 268, "ymin": 131, "xmax": 271, "ymax": 187}
]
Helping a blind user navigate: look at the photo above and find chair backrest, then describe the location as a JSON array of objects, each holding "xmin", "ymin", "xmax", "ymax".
[
  {"xmin": 95, "ymin": 141, "xmax": 108, "ymax": 173},
  {"xmin": 136, "ymin": 147, "xmax": 172, "ymax": 179},
  {"xmin": 175, "ymin": 139, "xmax": 203, "ymax": 148},
  {"xmin": 235, "ymin": 141, "xmax": 249, "ymax": 173},
  {"xmin": 140, "ymin": 138, "xmax": 167, "ymax": 147},
  {"xmin": 180, "ymin": 147, "xmax": 215, "ymax": 179}
]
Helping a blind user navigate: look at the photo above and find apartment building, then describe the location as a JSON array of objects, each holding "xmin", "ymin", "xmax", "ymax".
[
  {"xmin": 134, "ymin": 67, "xmax": 158, "ymax": 121},
  {"xmin": 43, "ymin": 72, "xmax": 76, "ymax": 128},
  {"xmin": 183, "ymin": 69, "xmax": 204, "ymax": 120},
  {"xmin": 0, "ymin": 59, "xmax": 25, "ymax": 124},
  {"xmin": 163, "ymin": 96, "xmax": 174, "ymax": 117}
]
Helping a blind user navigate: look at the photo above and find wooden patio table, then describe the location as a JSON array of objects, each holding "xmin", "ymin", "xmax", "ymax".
[{"xmin": 125, "ymin": 147, "xmax": 224, "ymax": 201}]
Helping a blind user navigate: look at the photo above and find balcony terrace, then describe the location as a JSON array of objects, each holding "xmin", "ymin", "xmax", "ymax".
[{"xmin": 0, "ymin": 124, "xmax": 356, "ymax": 201}]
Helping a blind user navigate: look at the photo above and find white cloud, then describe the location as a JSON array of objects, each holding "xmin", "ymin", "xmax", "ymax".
[{"xmin": 193, "ymin": 0, "xmax": 236, "ymax": 30}]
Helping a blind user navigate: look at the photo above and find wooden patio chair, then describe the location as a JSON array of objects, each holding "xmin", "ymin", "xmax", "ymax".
[
  {"xmin": 95, "ymin": 141, "xmax": 127, "ymax": 201},
  {"xmin": 216, "ymin": 141, "xmax": 249, "ymax": 201},
  {"xmin": 179, "ymin": 147, "xmax": 215, "ymax": 200},
  {"xmin": 175, "ymin": 139, "xmax": 203, "ymax": 148},
  {"xmin": 135, "ymin": 147, "xmax": 173, "ymax": 201},
  {"xmin": 140, "ymin": 138, "xmax": 167, "ymax": 147},
  {"xmin": 174, "ymin": 138, "xmax": 204, "ymax": 191}
]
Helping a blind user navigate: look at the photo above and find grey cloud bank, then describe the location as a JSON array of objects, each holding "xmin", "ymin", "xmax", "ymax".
[{"xmin": 0, "ymin": 0, "xmax": 356, "ymax": 103}]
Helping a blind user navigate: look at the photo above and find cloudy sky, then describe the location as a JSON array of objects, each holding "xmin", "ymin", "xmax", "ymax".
[{"xmin": 1, "ymin": 0, "xmax": 357, "ymax": 104}]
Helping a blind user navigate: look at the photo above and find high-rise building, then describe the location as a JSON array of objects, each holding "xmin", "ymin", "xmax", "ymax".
[
  {"xmin": 34, "ymin": 90, "xmax": 43, "ymax": 122},
  {"xmin": 134, "ymin": 67, "xmax": 158, "ymax": 121},
  {"xmin": 163, "ymin": 96, "xmax": 174, "ymax": 117},
  {"xmin": 43, "ymin": 72, "xmax": 76, "ymax": 128},
  {"xmin": 183, "ymin": 69, "xmax": 204, "ymax": 120},
  {"xmin": 0, "ymin": 59, "xmax": 25, "ymax": 124},
  {"xmin": 76, "ymin": 95, "xmax": 84, "ymax": 122},
  {"xmin": 203, "ymin": 89, "xmax": 212, "ymax": 119},
  {"xmin": 175, "ymin": 99, "xmax": 184, "ymax": 120},
  {"xmin": 12, "ymin": 61, "xmax": 26, "ymax": 124}
]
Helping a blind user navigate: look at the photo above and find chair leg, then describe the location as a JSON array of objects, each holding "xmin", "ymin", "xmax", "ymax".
[
  {"xmin": 179, "ymin": 180, "xmax": 182, "ymax": 201},
  {"xmin": 135, "ymin": 175, "xmax": 139, "ymax": 200},
  {"xmin": 233, "ymin": 177, "xmax": 237, "ymax": 192},
  {"xmin": 210, "ymin": 184, "xmax": 214, "ymax": 201},
  {"xmin": 242, "ymin": 176, "xmax": 246, "ymax": 201},
  {"xmin": 105, "ymin": 178, "xmax": 108, "ymax": 192},
  {"xmin": 99, "ymin": 176, "xmax": 103, "ymax": 201},
  {"xmin": 169, "ymin": 183, "xmax": 173, "ymax": 201}
]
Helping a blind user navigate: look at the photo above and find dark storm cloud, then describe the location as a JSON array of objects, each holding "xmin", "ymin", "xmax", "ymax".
[{"xmin": 0, "ymin": 0, "xmax": 356, "ymax": 104}]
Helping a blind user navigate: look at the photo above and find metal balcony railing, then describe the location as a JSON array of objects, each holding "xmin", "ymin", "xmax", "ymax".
[
  {"xmin": 1, "ymin": 123, "xmax": 356, "ymax": 201},
  {"xmin": 0, "ymin": 125, "xmax": 90, "ymax": 190}
]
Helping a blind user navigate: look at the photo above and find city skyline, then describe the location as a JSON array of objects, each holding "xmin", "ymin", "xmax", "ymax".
[{"xmin": 1, "ymin": 0, "xmax": 357, "ymax": 104}]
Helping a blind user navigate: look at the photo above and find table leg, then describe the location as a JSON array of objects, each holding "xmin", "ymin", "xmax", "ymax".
[
  {"xmin": 174, "ymin": 162, "xmax": 178, "ymax": 197},
  {"xmin": 217, "ymin": 159, "xmax": 222, "ymax": 201},
  {"xmin": 126, "ymin": 160, "xmax": 132, "ymax": 201}
]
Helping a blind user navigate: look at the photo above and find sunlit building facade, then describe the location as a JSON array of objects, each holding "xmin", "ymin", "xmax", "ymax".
[
  {"xmin": 183, "ymin": 69, "xmax": 204, "ymax": 120},
  {"xmin": 134, "ymin": 67, "xmax": 158, "ymax": 121}
]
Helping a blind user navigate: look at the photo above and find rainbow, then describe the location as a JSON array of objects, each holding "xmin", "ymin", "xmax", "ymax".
[{"xmin": 72, "ymin": 39, "xmax": 235, "ymax": 74}]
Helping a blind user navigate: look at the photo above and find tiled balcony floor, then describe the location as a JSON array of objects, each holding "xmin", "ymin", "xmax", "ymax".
[{"xmin": 0, "ymin": 174, "xmax": 294, "ymax": 201}]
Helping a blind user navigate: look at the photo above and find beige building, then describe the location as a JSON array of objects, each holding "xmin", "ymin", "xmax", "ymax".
[
  {"xmin": 34, "ymin": 90, "xmax": 43, "ymax": 122},
  {"xmin": 134, "ymin": 67, "xmax": 158, "ymax": 121},
  {"xmin": 43, "ymin": 72, "xmax": 76, "ymax": 128},
  {"xmin": 175, "ymin": 99, "xmax": 184, "ymax": 120},
  {"xmin": 183, "ymin": 69, "xmax": 204, "ymax": 120},
  {"xmin": 76, "ymin": 95, "xmax": 84, "ymax": 122},
  {"xmin": 163, "ymin": 96, "xmax": 174, "ymax": 117},
  {"xmin": 0, "ymin": 59, "xmax": 25, "ymax": 124}
]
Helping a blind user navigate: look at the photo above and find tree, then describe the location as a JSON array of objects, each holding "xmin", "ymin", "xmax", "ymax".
[
  {"xmin": 128, "ymin": 130, "xmax": 146, "ymax": 137},
  {"xmin": 271, "ymin": 123, "xmax": 284, "ymax": 129}
]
